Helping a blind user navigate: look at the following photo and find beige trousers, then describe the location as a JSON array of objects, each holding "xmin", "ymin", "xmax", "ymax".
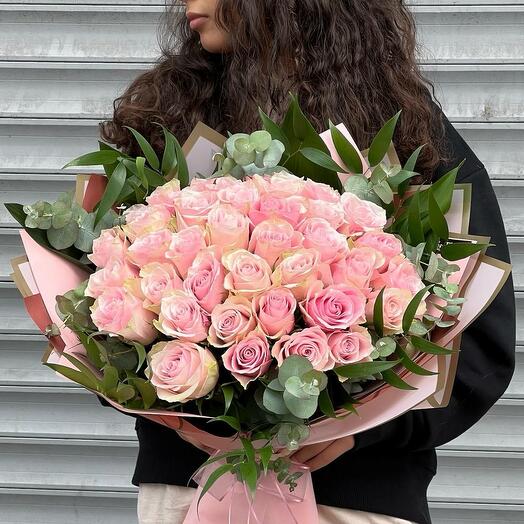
[{"xmin": 138, "ymin": 484, "xmax": 414, "ymax": 524}]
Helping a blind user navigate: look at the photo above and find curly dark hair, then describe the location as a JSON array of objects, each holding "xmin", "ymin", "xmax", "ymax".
[{"xmin": 100, "ymin": 0, "xmax": 450, "ymax": 179}]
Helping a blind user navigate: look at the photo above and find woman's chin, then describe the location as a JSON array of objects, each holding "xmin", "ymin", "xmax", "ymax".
[{"xmin": 198, "ymin": 31, "xmax": 231, "ymax": 54}]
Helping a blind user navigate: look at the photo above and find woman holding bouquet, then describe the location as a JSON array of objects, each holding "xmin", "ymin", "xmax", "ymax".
[{"xmin": 100, "ymin": 1, "xmax": 515, "ymax": 523}]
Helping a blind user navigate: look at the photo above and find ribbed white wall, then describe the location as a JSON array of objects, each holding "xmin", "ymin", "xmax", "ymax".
[{"xmin": 0, "ymin": 2, "xmax": 523, "ymax": 523}]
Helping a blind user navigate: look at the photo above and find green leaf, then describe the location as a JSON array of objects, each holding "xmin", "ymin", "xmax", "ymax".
[
  {"xmin": 278, "ymin": 355, "xmax": 313, "ymax": 386},
  {"xmin": 382, "ymin": 369, "xmax": 417, "ymax": 390},
  {"xmin": 44, "ymin": 363, "xmax": 99, "ymax": 390},
  {"xmin": 396, "ymin": 344, "xmax": 437, "ymax": 376},
  {"xmin": 300, "ymin": 147, "xmax": 346, "ymax": 173},
  {"xmin": 318, "ymin": 389, "xmax": 337, "ymax": 418},
  {"xmin": 428, "ymin": 190, "xmax": 449, "ymax": 240},
  {"xmin": 239, "ymin": 460, "xmax": 258, "ymax": 495},
  {"xmin": 431, "ymin": 161, "xmax": 464, "ymax": 214},
  {"xmin": 112, "ymin": 384, "xmax": 136, "ymax": 403},
  {"xmin": 387, "ymin": 169, "xmax": 418, "ymax": 191},
  {"xmin": 196, "ymin": 462, "xmax": 236, "ymax": 500},
  {"xmin": 373, "ymin": 288, "xmax": 385, "ymax": 338},
  {"xmin": 440, "ymin": 242, "xmax": 490, "ymax": 261},
  {"xmin": 258, "ymin": 108, "xmax": 290, "ymax": 150},
  {"xmin": 259, "ymin": 445, "xmax": 273, "ymax": 474},
  {"xmin": 101, "ymin": 365, "xmax": 119, "ymax": 393},
  {"xmin": 343, "ymin": 174, "xmax": 370, "ymax": 198},
  {"xmin": 47, "ymin": 220, "xmax": 79, "ymax": 250},
  {"xmin": 94, "ymin": 162, "xmax": 126, "ymax": 226},
  {"xmin": 133, "ymin": 342, "xmax": 147, "ymax": 373},
  {"xmin": 329, "ymin": 121, "xmax": 363, "ymax": 174},
  {"xmin": 368, "ymin": 111, "xmax": 401, "ymax": 167},
  {"xmin": 62, "ymin": 150, "xmax": 120, "ymax": 169},
  {"xmin": 402, "ymin": 285, "xmax": 433, "ymax": 334},
  {"xmin": 262, "ymin": 387, "xmax": 289, "ymax": 415},
  {"xmin": 128, "ymin": 378, "xmax": 157, "ymax": 409},
  {"xmin": 122, "ymin": 158, "xmax": 165, "ymax": 187},
  {"xmin": 135, "ymin": 156, "xmax": 148, "ymax": 191},
  {"xmin": 335, "ymin": 359, "xmax": 400, "ymax": 379},
  {"xmin": 241, "ymin": 437, "xmax": 256, "ymax": 463},
  {"xmin": 373, "ymin": 180, "xmax": 394, "ymax": 204},
  {"xmin": 267, "ymin": 378, "xmax": 285, "ymax": 392},
  {"xmin": 209, "ymin": 415, "xmax": 241, "ymax": 432},
  {"xmin": 283, "ymin": 390, "xmax": 318, "ymax": 419},
  {"xmin": 222, "ymin": 385, "xmax": 234, "ymax": 414},
  {"xmin": 77, "ymin": 332, "xmax": 104, "ymax": 369},
  {"xmin": 103, "ymin": 339, "xmax": 139, "ymax": 371},
  {"xmin": 408, "ymin": 191, "xmax": 425, "ymax": 246},
  {"xmin": 160, "ymin": 128, "xmax": 177, "ymax": 178},
  {"xmin": 124, "ymin": 126, "xmax": 160, "ymax": 170},
  {"xmin": 173, "ymin": 132, "xmax": 189, "ymax": 189},
  {"xmin": 404, "ymin": 144, "xmax": 426, "ymax": 173},
  {"xmin": 410, "ymin": 335, "xmax": 454, "ymax": 355}
]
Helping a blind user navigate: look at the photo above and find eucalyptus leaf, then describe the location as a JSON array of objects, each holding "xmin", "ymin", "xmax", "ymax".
[
  {"xmin": 47, "ymin": 220, "xmax": 79, "ymax": 250},
  {"xmin": 283, "ymin": 390, "xmax": 318, "ymax": 419},
  {"xmin": 343, "ymin": 174, "xmax": 370, "ymax": 198},
  {"xmin": 278, "ymin": 355, "xmax": 313, "ymax": 386},
  {"xmin": 263, "ymin": 387, "xmax": 290, "ymax": 415}
]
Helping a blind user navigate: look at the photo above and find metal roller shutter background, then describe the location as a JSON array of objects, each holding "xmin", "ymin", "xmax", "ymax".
[{"xmin": 0, "ymin": 2, "xmax": 523, "ymax": 523}]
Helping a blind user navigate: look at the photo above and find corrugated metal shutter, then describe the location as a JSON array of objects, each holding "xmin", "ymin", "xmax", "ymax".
[{"xmin": 0, "ymin": 2, "xmax": 522, "ymax": 522}]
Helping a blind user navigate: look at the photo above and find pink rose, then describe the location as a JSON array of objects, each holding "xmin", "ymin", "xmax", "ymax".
[
  {"xmin": 126, "ymin": 229, "xmax": 174, "ymax": 267},
  {"xmin": 139, "ymin": 262, "xmax": 183, "ymax": 313},
  {"xmin": 207, "ymin": 204, "xmax": 250, "ymax": 254},
  {"xmin": 154, "ymin": 291, "xmax": 210, "ymax": 343},
  {"xmin": 328, "ymin": 326, "xmax": 374, "ymax": 365},
  {"xmin": 354, "ymin": 232, "xmax": 403, "ymax": 271},
  {"xmin": 222, "ymin": 249, "xmax": 272, "ymax": 298},
  {"xmin": 222, "ymin": 332, "xmax": 272, "ymax": 388},
  {"xmin": 253, "ymin": 287, "xmax": 297, "ymax": 339},
  {"xmin": 372, "ymin": 255, "xmax": 424, "ymax": 295},
  {"xmin": 254, "ymin": 171, "xmax": 305, "ymax": 197},
  {"xmin": 90, "ymin": 286, "xmax": 156, "ymax": 344},
  {"xmin": 174, "ymin": 189, "xmax": 218, "ymax": 228},
  {"xmin": 248, "ymin": 219, "xmax": 303, "ymax": 268},
  {"xmin": 272, "ymin": 248, "xmax": 323, "ymax": 301},
  {"xmin": 217, "ymin": 179, "xmax": 260, "ymax": 214},
  {"xmin": 272, "ymin": 326, "xmax": 334, "ymax": 371},
  {"xmin": 184, "ymin": 247, "xmax": 227, "ymax": 314},
  {"xmin": 208, "ymin": 296, "xmax": 256, "ymax": 348},
  {"xmin": 366, "ymin": 287, "xmax": 426, "ymax": 335},
  {"xmin": 249, "ymin": 194, "xmax": 308, "ymax": 229},
  {"xmin": 88, "ymin": 226, "xmax": 129, "ymax": 268},
  {"xmin": 300, "ymin": 281, "xmax": 366, "ymax": 331},
  {"xmin": 331, "ymin": 247, "xmax": 385, "ymax": 293},
  {"xmin": 300, "ymin": 218, "xmax": 350, "ymax": 264},
  {"xmin": 122, "ymin": 204, "xmax": 173, "ymax": 242},
  {"xmin": 307, "ymin": 199, "xmax": 345, "ymax": 230},
  {"xmin": 189, "ymin": 177, "xmax": 219, "ymax": 192},
  {"xmin": 146, "ymin": 179, "xmax": 181, "ymax": 213},
  {"xmin": 85, "ymin": 257, "xmax": 138, "ymax": 298},
  {"xmin": 165, "ymin": 226, "xmax": 207, "ymax": 278},
  {"xmin": 339, "ymin": 192, "xmax": 387, "ymax": 236},
  {"xmin": 301, "ymin": 179, "xmax": 341, "ymax": 203},
  {"xmin": 145, "ymin": 341, "xmax": 218, "ymax": 403}
]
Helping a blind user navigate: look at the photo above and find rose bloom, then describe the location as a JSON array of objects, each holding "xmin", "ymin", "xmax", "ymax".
[
  {"xmin": 272, "ymin": 248, "xmax": 322, "ymax": 301},
  {"xmin": 189, "ymin": 177, "xmax": 219, "ymax": 192},
  {"xmin": 126, "ymin": 229, "xmax": 174, "ymax": 267},
  {"xmin": 253, "ymin": 287, "xmax": 297, "ymax": 339},
  {"xmin": 87, "ymin": 226, "xmax": 129, "ymax": 268},
  {"xmin": 85, "ymin": 257, "xmax": 138, "ymax": 299},
  {"xmin": 372, "ymin": 255, "xmax": 424, "ymax": 295},
  {"xmin": 217, "ymin": 178, "xmax": 260, "ymax": 214},
  {"xmin": 184, "ymin": 246, "xmax": 227, "ymax": 314},
  {"xmin": 328, "ymin": 326, "xmax": 374, "ymax": 365},
  {"xmin": 222, "ymin": 249, "xmax": 272, "ymax": 298},
  {"xmin": 222, "ymin": 332, "xmax": 272, "ymax": 389},
  {"xmin": 339, "ymin": 192, "xmax": 387, "ymax": 236},
  {"xmin": 248, "ymin": 218, "xmax": 303, "ymax": 268},
  {"xmin": 207, "ymin": 204, "xmax": 250, "ymax": 254},
  {"xmin": 173, "ymin": 188, "xmax": 218, "ymax": 228},
  {"xmin": 139, "ymin": 262, "xmax": 183, "ymax": 313},
  {"xmin": 154, "ymin": 291, "xmax": 210, "ymax": 343},
  {"xmin": 122, "ymin": 204, "xmax": 173, "ymax": 242},
  {"xmin": 90, "ymin": 286, "xmax": 156, "ymax": 344},
  {"xmin": 307, "ymin": 199, "xmax": 345, "ymax": 230},
  {"xmin": 300, "ymin": 218, "xmax": 350, "ymax": 264},
  {"xmin": 366, "ymin": 287, "xmax": 426, "ymax": 335},
  {"xmin": 257, "ymin": 171, "xmax": 305, "ymax": 197},
  {"xmin": 301, "ymin": 179, "xmax": 341, "ymax": 203},
  {"xmin": 208, "ymin": 296, "xmax": 256, "ymax": 348},
  {"xmin": 300, "ymin": 280, "xmax": 366, "ymax": 331},
  {"xmin": 165, "ymin": 225, "xmax": 207, "ymax": 278},
  {"xmin": 145, "ymin": 178, "xmax": 181, "ymax": 213},
  {"xmin": 145, "ymin": 341, "xmax": 218, "ymax": 403},
  {"xmin": 272, "ymin": 326, "xmax": 335, "ymax": 372},
  {"xmin": 354, "ymin": 231, "xmax": 403, "ymax": 271},
  {"xmin": 331, "ymin": 247, "xmax": 385, "ymax": 293},
  {"xmin": 249, "ymin": 193, "xmax": 308, "ymax": 229}
]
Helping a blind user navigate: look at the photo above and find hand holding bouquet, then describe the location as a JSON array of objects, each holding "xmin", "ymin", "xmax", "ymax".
[{"xmin": 6, "ymin": 96, "xmax": 511, "ymax": 523}]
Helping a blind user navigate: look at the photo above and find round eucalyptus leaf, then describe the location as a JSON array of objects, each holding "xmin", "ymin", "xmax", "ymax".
[
  {"xmin": 283, "ymin": 390, "xmax": 317, "ymax": 419},
  {"xmin": 301, "ymin": 369, "xmax": 328, "ymax": 391},
  {"xmin": 250, "ymin": 130, "xmax": 272, "ymax": 152},
  {"xmin": 278, "ymin": 355, "xmax": 313, "ymax": 386},
  {"xmin": 47, "ymin": 220, "xmax": 79, "ymax": 250},
  {"xmin": 262, "ymin": 387, "xmax": 289, "ymax": 415},
  {"xmin": 284, "ymin": 376, "xmax": 310, "ymax": 400},
  {"xmin": 226, "ymin": 133, "xmax": 250, "ymax": 157},
  {"xmin": 263, "ymin": 140, "xmax": 285, "ymax": 168}
]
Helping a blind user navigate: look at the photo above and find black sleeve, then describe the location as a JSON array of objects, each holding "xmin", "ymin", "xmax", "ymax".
[{"xmin": 352, "ymin": 163, "xmax": 516, "ymax": 452}]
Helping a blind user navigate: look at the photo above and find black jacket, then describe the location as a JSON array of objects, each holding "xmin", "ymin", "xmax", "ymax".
[{"xmin": 130, "ymin": 108, "xmax": 516, "ymax": 524}]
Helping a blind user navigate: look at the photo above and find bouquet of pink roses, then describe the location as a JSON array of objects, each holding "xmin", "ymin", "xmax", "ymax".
[{"xmin": 6, "ymin": 96, "xmax": 511, "ymax": 523}]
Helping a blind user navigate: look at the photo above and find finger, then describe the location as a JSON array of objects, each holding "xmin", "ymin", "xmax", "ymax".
[{"xmin": 291, "ymin": 441, "xmax": 332, "ymax": 465}]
